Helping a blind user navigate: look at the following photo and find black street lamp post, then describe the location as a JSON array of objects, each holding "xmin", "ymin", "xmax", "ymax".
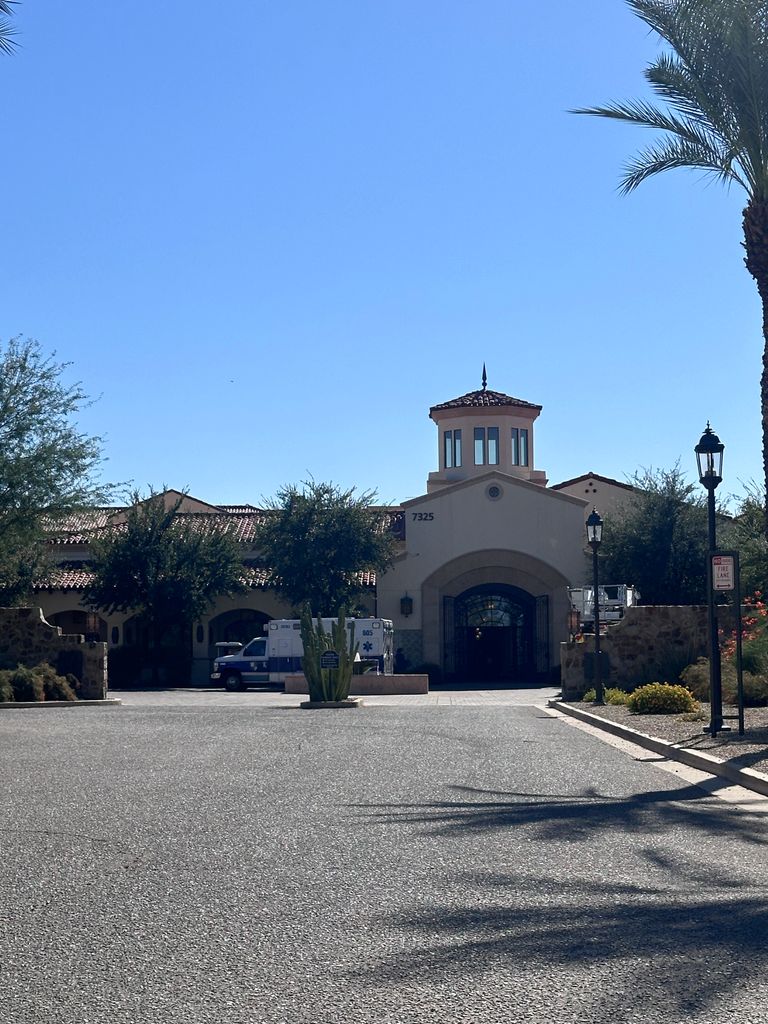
[
  {"xmin": 695, "ymin": 423, "xmax": 725, "ymax": 736},
  {"xmin": 586, "ymin": 507, "xmax": 604, "ymax": 705}
]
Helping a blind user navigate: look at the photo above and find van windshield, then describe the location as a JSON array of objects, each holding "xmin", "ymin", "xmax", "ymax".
[{"xmin": 242, "ymin": 639, "xmax": 265, "ymax": 657}]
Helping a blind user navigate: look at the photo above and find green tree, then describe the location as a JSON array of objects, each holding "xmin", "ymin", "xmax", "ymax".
[
  {"xmin": 0, "ymin": 1, "xmax": 18, "ymax": 56},
  {"xmin": 256, "ymin": 480, "xmax": 395, "ymax": 615},
  {"xmin": 576, "ymin": 0, "xmax": 768, "ymax": 533},
  {"xmin": 87, "ymin": 490, "xmax": 245, "ymax": 673},
  {"xmin": 0, "ymin": 337, "xmax": 112, "ymax": 603},
  {"xmin": 727, "ymin": 483, "xmax": 768, "ymax": 596},
  {"xmin": 600, "ymin": 465, "xmax": 711, "ymax": 604}
]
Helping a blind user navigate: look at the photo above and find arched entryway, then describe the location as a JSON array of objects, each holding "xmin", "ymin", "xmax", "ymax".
[
  {"xmin": 47, "ymin": 609, "xmax": 107, "ymax": 643},
  {"xmin": 449, "ymin": 584, "xmax": 536, "ymax": 683},
  {"xmin": 207, "ymin": 608, "xmax": 269, "ymax": 662}
]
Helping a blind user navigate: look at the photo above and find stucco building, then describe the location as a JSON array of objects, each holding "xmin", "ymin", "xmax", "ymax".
[{"xmin": 33, "ymin": 375, "xmax": 635, "ymax": 685}]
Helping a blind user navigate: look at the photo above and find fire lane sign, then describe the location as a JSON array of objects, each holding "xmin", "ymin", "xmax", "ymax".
[{"xmin": 712, "ymin": 554, "xmax": 735, "ymax": 591}]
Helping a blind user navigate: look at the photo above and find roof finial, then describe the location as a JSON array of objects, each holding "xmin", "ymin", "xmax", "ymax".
[{"xmin": 481, "ymin": 363, "xmax": 487, "ymax": 391}]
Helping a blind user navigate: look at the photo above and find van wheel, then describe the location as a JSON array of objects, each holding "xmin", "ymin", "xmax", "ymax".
[{"xmin": 223, "ymin": 672, "xmax": 244, "ymax": 692}]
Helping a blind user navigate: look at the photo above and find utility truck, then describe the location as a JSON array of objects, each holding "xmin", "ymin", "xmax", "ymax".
[
  {"xmin": 211, "ymin": 617, "xmax": 395, "ymax": 691},
  {"xmin": 568, "ymin": 584, "xmax": 640, "ymax": 634}
]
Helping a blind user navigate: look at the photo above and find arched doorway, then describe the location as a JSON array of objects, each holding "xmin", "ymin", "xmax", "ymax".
[
  {"xmin": 47, "ymin": 609, "xmax": 107, "ymax": 643},
  {"xmin": 451, "ymin": 584, "xmax": 536, "ymax": 683},
  {"xmin": 207, "ymin": 609, "xmax": 270, "ymax": 668}
]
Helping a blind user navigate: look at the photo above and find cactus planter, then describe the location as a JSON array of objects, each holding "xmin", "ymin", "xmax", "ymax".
[{"xmin": 299, "ymin": 604, "xmax": 360, "ymax": 706}]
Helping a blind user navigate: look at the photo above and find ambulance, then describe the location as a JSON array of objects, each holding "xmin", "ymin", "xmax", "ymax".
[{"xmin": 210, "ymin": 617, "xmax": 395, "ymax": 691}]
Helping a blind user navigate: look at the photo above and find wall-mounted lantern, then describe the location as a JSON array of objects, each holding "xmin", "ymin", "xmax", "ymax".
[{"xmin": 400, "ymin": 594, "xmax": 414, "ymax": 618}]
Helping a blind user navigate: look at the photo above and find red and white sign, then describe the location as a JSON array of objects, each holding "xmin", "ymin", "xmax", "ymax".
[{"xmin": 712, "ymin": 555, "xmax": 735, "ymax": 591}]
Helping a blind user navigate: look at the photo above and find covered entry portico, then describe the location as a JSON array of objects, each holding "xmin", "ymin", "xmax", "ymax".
[{"xmin": 420, "ymin": 549, "xmax": 571, "ymax": 686}]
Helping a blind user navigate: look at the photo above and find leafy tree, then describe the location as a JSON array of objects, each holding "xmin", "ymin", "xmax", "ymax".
[
  {"xmin": 600, "ymin": 465, "xmax": 711, "ymax": 605},
  {"xmin": 727, "ymin": 483, "xmax": 768, "ymax": 597},
  {"xmin": 0, "ymin": 336, "xmax": 112, "ymax": 603},
  {"xmin": 87, "ymin": 490, "xmax": 245, "ymax": 668},
  {"xmin": 0, "ymin": 1, "xmax": 18, "ymax": 56},
  {"xmin": 576, "ymin": 0, "xmax": 768, "ymax": 533},
  {"xmin": 256, "ymin": 480, "xmax": 395, "ymax": 615}
]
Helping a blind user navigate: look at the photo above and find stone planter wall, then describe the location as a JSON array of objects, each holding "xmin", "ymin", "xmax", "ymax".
[
  {"xmin": 560, "ymin": 605, "xmax": 709, "ymax": 700},
  {"xmin": 0, "ymin": 607, "xmax": 108, "ymax": 700},
  {"xmin": 284, "ymin": 672, "xmax": 429, "ymax": 695}
]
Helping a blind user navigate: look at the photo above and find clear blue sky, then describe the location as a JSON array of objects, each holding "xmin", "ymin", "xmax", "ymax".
[{"xmin": 2, "ymin": 2, "xmax": 760, "ymax": 508}]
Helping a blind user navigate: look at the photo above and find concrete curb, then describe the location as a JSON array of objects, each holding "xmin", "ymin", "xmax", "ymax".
[
  {"xmin": 0, "ymin": 698, "xmax": 122, "ymax": 710},
  {"xmin": 551, "ymin": 700, "xmax": 768, "ymax": 798}
]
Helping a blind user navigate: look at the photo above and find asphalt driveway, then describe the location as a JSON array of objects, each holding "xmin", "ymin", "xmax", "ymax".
[{"xmin": 3, "ymin": 695, "xmax": 768, "ymax": 1023}]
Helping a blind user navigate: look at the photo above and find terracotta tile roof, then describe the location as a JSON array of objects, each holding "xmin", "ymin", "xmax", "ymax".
[
  {"xmin": 33, "ymin": 562, "xmax": 96, "ymax": 591},
  {"xmin": 35, "ymin": 561, "xmax": 278, "ymax": 592},
  {"xmin": 430, "ymin": 388, "xmax": 541, "ymax": 413},
  {"xmin": 38, "ymin": 496, "xmax": 399, "ymax": 591},
  {"xmin": 43, "ymin": 508, "xmax": 118, "ymax": 544}
]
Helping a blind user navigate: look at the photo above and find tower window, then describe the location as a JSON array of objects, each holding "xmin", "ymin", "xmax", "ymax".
[
  {"xmin": 512, "ymin": 427, "xmax": 529, "ymax": 467},
  {"xmin": 488, "ymin": 427, "xmax": 499, "ymax": 465},
  {"xmin": 444, "ymin": 430, "xmax": 463, "ymax": 469},
  {"xmin": 474, "ymin": 427, "xmax": 486, "ymax": 465}
]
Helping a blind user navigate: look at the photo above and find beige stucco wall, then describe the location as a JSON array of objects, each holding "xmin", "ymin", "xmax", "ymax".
[
  {"xmin": 377, "ymin": 471, "xmax": 588, "ymax": 669},
  {"xmin": 554, "ymin": 475, "xmax": 636, "ymax": 523}
]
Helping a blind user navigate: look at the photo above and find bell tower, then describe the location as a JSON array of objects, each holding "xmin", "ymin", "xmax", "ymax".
[{"xmin": 427, "ymin": 367, "xmax": 547, "ymax": 493}]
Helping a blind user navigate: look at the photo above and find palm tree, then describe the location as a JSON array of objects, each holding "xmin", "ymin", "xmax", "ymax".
[
  {"xmin": 576, "ymin": 0, "xmax": 768, "ymax": 532},
  {"xmin": 0, "ymin": 1, "xmax": 18, "ymax": 56}
]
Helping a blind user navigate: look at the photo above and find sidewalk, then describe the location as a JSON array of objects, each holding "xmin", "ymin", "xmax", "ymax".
[{"xmin": 112, "ymin": 685, "xmax": 561, "ymax": 708}]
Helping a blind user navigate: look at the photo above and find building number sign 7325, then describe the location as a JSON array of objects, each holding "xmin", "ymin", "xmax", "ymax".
[{"xmin": 412, "ymin": 512, "xmax": 434, "ymax": 521}]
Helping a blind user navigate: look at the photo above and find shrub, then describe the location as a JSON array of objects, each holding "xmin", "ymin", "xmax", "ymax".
[
  {"xmin": 740, "ymin": 640, "xmax": 768, "ymax": 676},
  {"xmin": 34, "ymin": 662, "xmax": 78, "ymax": 701},
  {"xmin": 680, "ymin": 657, "xmax": 768, "ymax": 707},
  {"xmin": 626, "ymin": 683, "xmax": 698, "ymax": 715},
  {"xmin": 680, "ymin": 658, "xmax": 711, "ymax": 702},
  {"xmin": 581, "ymin": 687, "xmax": 628, "ymax": 704},
  {"xmin": 740, "ymin": 672, "xmax": 768, "ymax": 707},
  {"xmin": 0, "ymin": 672, "xmax": 14, "ymax": 702},
  {"xmin": 7, "ymin": 665, "xmax": 46, "ymax": 702},
  {"xmin": 0, "ymin": 663, "xmax": 79, "ymax": 702},
  {"xmin": 605, "ymin": 687, "xmax": 630, "ymax": 705}
]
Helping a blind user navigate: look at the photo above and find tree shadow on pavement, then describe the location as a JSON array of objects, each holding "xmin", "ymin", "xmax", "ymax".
[
  {"xmin": 348, "ymin": 852, "xmax": 768, "ymax": 1021},
  {"xmin": 349, "ymin": 781, "xmax": 768, "ymax": 846}
]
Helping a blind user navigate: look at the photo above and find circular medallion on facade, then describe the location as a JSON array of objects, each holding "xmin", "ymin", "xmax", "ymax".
[{"xmin": 486, "ymin": 484, "xmax": 503, "ymax": 501}]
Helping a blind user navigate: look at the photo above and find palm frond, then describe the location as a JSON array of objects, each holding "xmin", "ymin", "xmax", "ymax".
[
  {"xmin": 620, "ymin": 136, "xmax": 746, "ymax": 194},
  {"xmin": 574, "ymin": 98, "xmax": 732, "ymax": 160},
  {"xmin": 0, "ymin": 19, "xmax": 16, "ymax": 56},
  {"xmin": 578, "ymin": 0, "xmax": 768, "ymax": 201},
  {"xmin": 0, "ymin": 0, "xmax": 17, "ymax": 55}
]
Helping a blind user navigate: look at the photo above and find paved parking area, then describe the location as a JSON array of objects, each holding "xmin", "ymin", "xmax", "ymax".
[
  {"xmin": 111, "ymin": 685, "xmax": 561, "ymax": 708},
  {"xmin": 4, "ymin": 691, "xmax": 768, "ymax": 1023}
]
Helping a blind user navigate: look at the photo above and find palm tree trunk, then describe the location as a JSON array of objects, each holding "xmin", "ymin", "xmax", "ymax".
[{"xmin": 742, "ymin": 198, "xmax": 768, "ymax": 540}]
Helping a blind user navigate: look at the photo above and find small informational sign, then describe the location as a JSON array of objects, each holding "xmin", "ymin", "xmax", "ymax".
[
  {"xmin": 712, "ymin": 554, "xmax": 736, "ymax": 591},
  {"xmin": 320, "ymin": 650, "xmax": 340, "ymax": 669}
]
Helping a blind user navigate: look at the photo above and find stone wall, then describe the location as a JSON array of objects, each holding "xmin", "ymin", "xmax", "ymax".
[
  {"xmin": 0, "ymin": 607, "xmax": 108, "ymax": 700},
  {"xmin": 560, "ymin": 605, "xmax": 709, "ymax": 700}
]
